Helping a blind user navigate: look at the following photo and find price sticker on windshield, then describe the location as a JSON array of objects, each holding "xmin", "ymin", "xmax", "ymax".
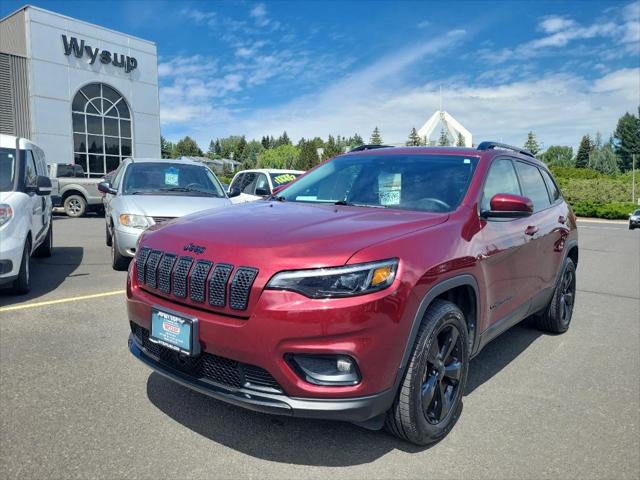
[
  {"xmin": 165, "ymin": 167, "xmax": 179, "ymax": 186},
  {"xmin": 273, "ymin": 173, "xmax": 297, "ymax": 185}
]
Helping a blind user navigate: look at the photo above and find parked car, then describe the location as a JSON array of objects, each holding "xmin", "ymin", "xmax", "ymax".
[
  {"xmin": 99, "ymin": 157, "xmax": 232, "ymax": 271},
  {"xmin": 127, "ymin": 142, "xmax": 578, "ymax": 445},
  {"xmin": 228, "ymin": 169, "xmax": 304, "ymax": 203},
  {"xmin": 0, "ymin": 134, "xmax": 53, "ymax": 294},
  {"xmin": 629, "ymin": 209, "xmax": 640, "ymax": 230},
  {"xmin": 48, "ymin": 163, "xmax": 103, "ymax": 217}
]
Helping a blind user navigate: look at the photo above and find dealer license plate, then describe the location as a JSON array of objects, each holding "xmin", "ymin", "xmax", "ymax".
[{"xmin": 150, "ymin": 307, "xmax": 196, "ymax": 355}]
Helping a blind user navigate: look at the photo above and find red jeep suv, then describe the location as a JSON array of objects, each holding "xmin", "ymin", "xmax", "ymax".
[{"xmin": 127, "ymin": 142, "xmax": 578, "ymax": 445}]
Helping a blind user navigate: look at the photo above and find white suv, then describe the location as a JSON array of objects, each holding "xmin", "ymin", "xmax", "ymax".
[
  {"xmin": 228, "ymin": 169, "xmax": 304, "ymax": 203},
  {"xmin": 0, "ymin": 135, "xmax": 54, "ymax": 294}
]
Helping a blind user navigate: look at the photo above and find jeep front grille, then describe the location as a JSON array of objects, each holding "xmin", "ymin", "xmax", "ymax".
[{"xmin": 135, "ymin": 247, "xmax": 258, "ymax": 312}]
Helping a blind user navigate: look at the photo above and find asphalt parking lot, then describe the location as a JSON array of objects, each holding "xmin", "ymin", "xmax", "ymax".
[{"xmin": 1, "ymin": 215, "xmax": 638, "ymax": 479}]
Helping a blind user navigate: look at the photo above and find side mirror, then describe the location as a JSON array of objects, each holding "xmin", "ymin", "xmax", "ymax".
[
  {"xmin": 98, "ymin": 181, "xmax": 117, "ymax": 195},
  {"xmin": 227, "ymin": 186, "xmax": 241, "ymax": 198},
  {"xmin": 255, "ymin": 187, "xmax": 270, "ymax": 196},
  {"xmin": 482, "ymin": 193, "xmax": 533, "ymax": 219},
  {"xmin": 35, "ymin": 175, "xmax": 52, "ymax": 196}
]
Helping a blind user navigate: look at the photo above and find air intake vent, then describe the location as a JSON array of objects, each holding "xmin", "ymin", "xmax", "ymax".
[
  {"xmin": 157, "ymin": 253, "xmax": 176, "ymax": 294},
  {"xmin": 229, "ymin": 267, "xmax": 258, "ymax": 310},
  {"xmin": 173, "ymin": 256, "xmax": 194, "ymax": 298},
  {"xmin": 144, "ymin": 250, "xmax": 163, "ymax": 289},
  {"xmin": 189, "ymin": 260, "xmax": 212, "ymax": 303},
  {"xmin": 136, "ymin": 247, "xmax": 151, "ymax": 284},
  {"xmin": 208, "ymin": 264, "xmax": 233, "ymax": 307}
]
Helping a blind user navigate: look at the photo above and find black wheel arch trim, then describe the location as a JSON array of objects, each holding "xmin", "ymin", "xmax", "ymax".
[{"xmin": 394, "ymin": 274, "xmax": 481, "ymax": 393}]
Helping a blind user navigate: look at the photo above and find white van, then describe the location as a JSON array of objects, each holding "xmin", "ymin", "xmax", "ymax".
[{"xmin": 0, "ymin": 134, "xmax": 54, "ymax": 294}]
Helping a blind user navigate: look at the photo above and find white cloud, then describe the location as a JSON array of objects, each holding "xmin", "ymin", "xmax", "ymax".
[
  {"xmin": 417, "ymin": 20, "xmax": 431, "ymax": 29},
  {"xmin": 539, "ymin": 15, "xmax": 576, "ymax": 34},
  {"xmin": 249, "ymin": 3, "xmax": 271, "ymax": 27},
  {"xmin": 180, "ymin": 8, "xmax": 216, "ymax": 27}
]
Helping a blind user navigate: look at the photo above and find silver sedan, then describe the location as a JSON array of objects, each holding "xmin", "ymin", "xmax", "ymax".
[{"xmin": 99, "ymin": 157, "xmax": 232, "ymax": 270}]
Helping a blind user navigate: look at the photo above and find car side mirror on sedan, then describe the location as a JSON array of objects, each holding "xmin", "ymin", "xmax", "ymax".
[
  {"xmin": 98, "ymin": 181, "xmax": 117, "ymax": 195},
  {"xmin": 227, "ymin": 186, "xmax": 242, "ymax": 198},
  {"xmin": 481, "ymin": 193, "xmax": 534, "ymax": 219}
]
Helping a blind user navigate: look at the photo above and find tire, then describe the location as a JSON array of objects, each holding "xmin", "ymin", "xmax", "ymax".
[
  {"xmin": 34, "ymin": 221, "xmax": 53, "ymax": 257},
  {"xmin": 111, "ymin": 232, "xmax": 130, "ymax": 271},
  {"xmin": 385, "ymin": 299, "xmax": 469, "ymax": 446},
  {"xmin": 11, "ymin": 239, "xmax": 31, "ymax": 295},
  {"xmin": 64, "ymin": 195, "xmax": 86, "ymax": 217},
  {"xmin": 106, "ymin": 222, "xmax": 112, "ymax": 247},
  {"xmin": 536, "ymin": 257, "xmax": 576, "ymax": 334}
]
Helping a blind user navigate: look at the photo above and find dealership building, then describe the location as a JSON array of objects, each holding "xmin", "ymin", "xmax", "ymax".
[{"xmin": 0, "ymin": 5, "xmax": 160, "ymax": 176}]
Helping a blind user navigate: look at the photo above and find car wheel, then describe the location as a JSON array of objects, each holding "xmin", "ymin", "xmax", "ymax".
[
  {"xmin": 64, "ymin": 195, "xmax": 86, "ymax": 217},
  {"xmin": 11, "ymin": 239, "xmax": 32, "ymax": 295},
  {"xmin": 34, "ymin": 220, "xmax": 53, "ymax": 257},
  {"xmin": 106, "ymin": 222, "xmax": 112, "ymax": 247},
  {"xmin": 536, "ymin": 257, "xmax": 576, "ymax": 334},
  {"xmin": 111, "ymin": 232, "xmax": 130, "ymax": 271},
  {"xmin": 385, "ymin": 299, "xmax": 469, "ymax": 445}
]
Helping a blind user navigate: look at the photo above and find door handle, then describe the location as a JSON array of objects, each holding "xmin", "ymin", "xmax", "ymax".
[
  {"xmin": 558, "ymin": 215, "xmax": 567, "ymax": 224},
  {"xmin": 525, "ymin": 225, "xmax": 538, "ymax": 236}
]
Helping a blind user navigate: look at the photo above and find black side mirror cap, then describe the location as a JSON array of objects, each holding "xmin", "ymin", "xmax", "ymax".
[
  {"xmin": 255, "ymin": 187, "xmax": 270, "ymax": 196},
  {"xmin": 35, "ymin": 175, "xmax": 52, "ymax": 196},
  {"xmin": 228, "ymin": 186, "xmax": 242, "ymax": 198}
]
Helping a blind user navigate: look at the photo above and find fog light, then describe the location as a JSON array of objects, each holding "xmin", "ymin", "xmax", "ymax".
[{"xmin": 287, "ymin": 354, "xmax": 360, "ymax": 386}]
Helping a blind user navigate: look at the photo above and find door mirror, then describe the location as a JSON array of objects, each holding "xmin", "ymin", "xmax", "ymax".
[
  {"xmin": 227, "ymin": 186, "xmax": 241, "ymax": 198},
  {"xmin": 98, "ymin": 181, "xmax": 117, "ymax": 195},
  {"xmin": 255, "ymin": 187, "xmax": 270, "ymax": 196},
  {"xmin": 35, "ymin": 175, "xmax": 52, "ymax": 196},
  {"xmin": 482, "ymin": 193, "xmax": 533, "ymax": 218}
]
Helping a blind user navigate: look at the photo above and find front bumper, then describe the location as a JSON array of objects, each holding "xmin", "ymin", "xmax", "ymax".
[
  {"xmin": 114, "ymin": 227, "xmax": 142, "ymax": 257},
  {"xmin": 630, "ymin": 218, "xmax": 640, "ymax": 228},
  {"xmin": 129, "ymin": 333, "xmax": 394, "ymax": 422}
]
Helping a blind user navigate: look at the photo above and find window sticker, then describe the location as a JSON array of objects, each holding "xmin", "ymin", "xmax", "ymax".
[
  {"xmin": 378, "ymin": 172, "xmax": 401, "ymax": 205},
  {"xmin": 273, "ymin": 173, "xmax": 297, "ymax": 185},
  {"xmin": 165, "ymin": 167, "xmax": 179, "ymax": 186}
]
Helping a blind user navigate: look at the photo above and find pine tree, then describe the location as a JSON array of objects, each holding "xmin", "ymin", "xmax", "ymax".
[
  {"xmin": 214, "ymin": 139, "xmax": 222, "ymax": 155},
  {"xmin": 207, "ymin": 140, "xmax": 216, "ymax": 159},
  {"xmin": 523, "ymin": 131, "xmax": 541, "ymax": 156},
  {"xmin": 438, "ymin": 128, "xmax": 450, "ymax": 146},
  {"xmin": 261, "ymin": 136, "xmax": 270, "ymax": 150},
  {"xmin": 275, "ymin": 131, "xmax": 291, "ymax": 147},
  {"xmin": 456, "ymin": 132, "xmax": 466, "ymax": 147},
  {"xmin": 370, "ymin": 127, "xmax": 382, "ymax": 145},
  {"xmin": 575, "ymin": 134, "xmax": 593, "ymax": 168},
  {"xmin": 322, "ymin": 135, "xmax": 343, "ymax": 160},
  {"xmin": 234, "ymin": 136, "xmax": 248, "ymax": 163},
  {"xmin": 406, "ymin": 127, "xmax": 422, "ymax": 146},
  {"xmin": 296, "ymin": 139, "xmax": 319, "ymax": 170},
  {"xmin": 613, "ymin": 109, "xmax": 640, "ymax": 171},
  {"xmin": 160, "ymin": 136, "xmax": 173, "ymax": 159},
  {"xmin": 588, "ymin": 143, "xmax": 620, "ymax": 175}
]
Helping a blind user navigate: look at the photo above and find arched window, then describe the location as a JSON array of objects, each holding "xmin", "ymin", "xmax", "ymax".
[{"xmin": 72, "ymin": 83, "xmax": 133, "ymax": 177}]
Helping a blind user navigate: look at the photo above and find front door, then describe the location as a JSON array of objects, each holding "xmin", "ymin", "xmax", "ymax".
[{"xmin": 24, "ymin": 151, "xmax": 44, "ymax": 242}]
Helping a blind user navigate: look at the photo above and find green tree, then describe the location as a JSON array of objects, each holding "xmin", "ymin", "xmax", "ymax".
[
  {"xmin": 541, "ymin": 146, "xmax": 574, "ymax": 167},
  {"xmin": 438, "ymin": 128, "xmax": 450, "ymax": 146},
  {"xmin": 160, "ymin": 136, "xmax": 173, "ymax": 159},
  {"xmin": 523, "ymin": 131, "xmax": 541, "ymax": 155},
  {"xmin": 256, "ymin": 144, "xmax": 300, "ymax": 169},
  {"xmin": 613, "ymin": 109, "xmax": 640, "ymax": 171},
  {"xmin": 575, "ymin": 134, "xmax": 593, "ymax": 168},
  {"xmin": 588, "ymin": 143, "xmax": 620, "ymax": 176},
  {"xmin": 296, "ymin": 139, "xmax": 318, "ymax": 170},
  {"xmin": 207, "ymin": 140, "xmax": 217, "ymax": 159},
  {"xmin": 348, "ymin": 133, "xmax": 364, "ymax": 148},
  {"xmin": 322, "ymin": 135, "xmax": 343, "ymax": 160},
  {"xmin": 370, "ymin": 127, "xmax": 383, "ymax": 145},
  {"xmin": 406, "ymin": 127, "xmax": 422, "ymax": 146},
  {"xmin": 455, "ymin": 132, "xmax": 465, "ymax": 147},
  {"xmin": 275, "ymin": 131, "xmax": 291, "ymax": 147},
  {"xmin": 243, "ymin": 140, "xmax": 264, "ymax": 168},
  {"xmin": 234, "ymin": 136, "xmax": 248, "ymax": 163},
  {"xmin": 173, "ymin": 136, "xmax": 202, "ymax": 157}
]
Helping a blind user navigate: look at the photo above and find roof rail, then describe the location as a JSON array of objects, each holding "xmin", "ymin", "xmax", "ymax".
[
  {"xmin": 348, "ymin": 144, "xmax": 394, "ymax": 152},
  {"xmin": 477, "ymin": 141, "xmax": 535, "ymax": 158}
]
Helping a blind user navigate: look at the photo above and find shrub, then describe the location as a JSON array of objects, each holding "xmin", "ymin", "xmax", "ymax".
[{"xmin": 570, "ymin": 201, "xmax": 636, "ymax": 219}]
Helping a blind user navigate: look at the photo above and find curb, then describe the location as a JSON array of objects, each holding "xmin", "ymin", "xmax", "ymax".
[{"xmin": 576, "ymin": 217, "xmax": 628, "ymax": 225}]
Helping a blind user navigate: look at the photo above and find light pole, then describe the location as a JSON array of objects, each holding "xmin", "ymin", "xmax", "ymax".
[{"xmin": 633, "ymin": 154, "xmax": 637, "ymax": 205}]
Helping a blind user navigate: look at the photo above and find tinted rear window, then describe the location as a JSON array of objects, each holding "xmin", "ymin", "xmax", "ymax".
[{"xmin": 515, "ymin": 162, "xmax": 551, "ymax": 212}]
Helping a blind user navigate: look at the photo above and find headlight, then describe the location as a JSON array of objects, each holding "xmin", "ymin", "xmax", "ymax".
[
  {"xmin": 266, "ymin": 259, "xmax": 398, "ymax": 298},
  {"xmin": 0, "ymin": 204, "xmax": 13, "ymax": 227},
  {"xmin": 119, "ymin": 214, "xmax": 152, "ymax": 229}
]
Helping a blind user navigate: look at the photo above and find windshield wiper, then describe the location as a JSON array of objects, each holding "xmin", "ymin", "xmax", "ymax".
[
  {"xmin": 334, "ymin": 200, "xmax": 386, "ymax": 208},
  {"xmin": 159, "ymin": 187, "xmax": 218, "ymax": 196}
]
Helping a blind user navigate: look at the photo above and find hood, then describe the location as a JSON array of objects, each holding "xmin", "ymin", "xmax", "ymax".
[
  {"xmin": 142, "ymin": 201, "xmax": 448, "ymax": 269},
  {"xmin": 0, "ymin": 191, "xmax": 23, "ymax": 203},
  {"xmin": 120, "ymin": 194, "xmax": 231, "ymax": 218}
]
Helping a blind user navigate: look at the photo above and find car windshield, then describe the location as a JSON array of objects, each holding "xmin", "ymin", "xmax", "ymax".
[
  {"xmin": 122, "ymin": 162, "xmax": 226, "ymax": 197},
  {"xmin": 270, "ymin": 172, "xmax": 302, "ymax": 187},
  {"xmin": 634, "ymin": 209, "xmax": 640, "ymax": 215},
  {"xmin": 0, "ymin": 148, "xmax": 16, "ymax": 192},
  {"xmin": 276, "ymin": 154, "xmax": 479, "ymax": 213}
]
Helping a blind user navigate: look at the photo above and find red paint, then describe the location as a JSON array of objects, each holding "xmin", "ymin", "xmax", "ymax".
[{"xmin": 127, "ymin": 147, "xmax": 578, "ymax": 399}]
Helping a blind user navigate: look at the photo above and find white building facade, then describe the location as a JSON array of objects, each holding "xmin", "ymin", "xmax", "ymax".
[{"xmin": 0, "ymin": 5, "xmax": 160, "ymax": 177}]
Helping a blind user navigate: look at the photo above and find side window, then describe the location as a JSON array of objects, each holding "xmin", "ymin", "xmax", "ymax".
[
  {"xmin": 229, "ymin": 173, "xmax": 244, "ymax": 191},
  {"xmin": 481, "ymin": 159, "xmax": 521, "ymax": 212},
  {"xmin": 241, "ymin": 172, "xmax": 257, "ymax": 194},
  {"xmin": 540, "ymin": 169, "xmax": 561, "ymax": 203},
  {"xmin": 254, "ymin": 174, "xmax": 270, "ymax": 195},
  {"xmin": 74, "ymin": 165, "xmax": 85, "ymax": 177},
  {"xmin": 515, "ymin": 162, "xmax": 551, "ymax": 212},
  {"xmin": 24, "ymin": 151, "xmax": 38, "ymax": 187}
]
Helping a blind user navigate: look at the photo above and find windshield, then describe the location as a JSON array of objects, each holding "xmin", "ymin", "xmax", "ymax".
[
  {"xmin": 122, "ymin": 162, "xmax": 226, "ymax": 197},
  {"xmin": 276, "ymin": 154, "xmax": 479, "ymax": 213},
  {"xmin": 270, "ymin": 172, "xmax": 302, "ymax": 187},
  {"xmin": 0, "ymin": 148, "xmax": 16, "ymax": 192}
]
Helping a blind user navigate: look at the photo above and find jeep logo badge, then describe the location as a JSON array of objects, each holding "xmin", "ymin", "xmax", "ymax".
[{"xmin": 183, "ymin": 243, "xmax": 206, "ymax": 254}]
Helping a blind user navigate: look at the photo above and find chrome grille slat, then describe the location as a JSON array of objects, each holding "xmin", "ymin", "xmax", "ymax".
[
  {"xmin": 172, "ymin": 256, "xmax": 194, "ymax": 298},
  {"xmin": 229, "ymin": 267, "xmax": 258, "ymax": 310},
  {"xmin": 189, "ymin": 260, "xmax": 213, "ymax": 303},
  {"xmin": 208, "ymin": 264, "xmax": 233, "ymax": 307},
  {"xmin": 158, "ymin": 253, "xmax": 177, "ymax": 294},
  {"xmin": 144, "ymin": 250, "xmax": 163, "ymax": 289}
]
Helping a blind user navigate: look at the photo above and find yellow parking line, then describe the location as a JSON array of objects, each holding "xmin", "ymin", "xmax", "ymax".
[{"xmin": 0, "ymin": 290, "xmax": 125, "ymax": 313}]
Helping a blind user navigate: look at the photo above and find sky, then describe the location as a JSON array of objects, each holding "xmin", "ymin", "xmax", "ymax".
[{"xmin": 2, "ymin": 0, "xmax": 639, "ymax": 150}]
